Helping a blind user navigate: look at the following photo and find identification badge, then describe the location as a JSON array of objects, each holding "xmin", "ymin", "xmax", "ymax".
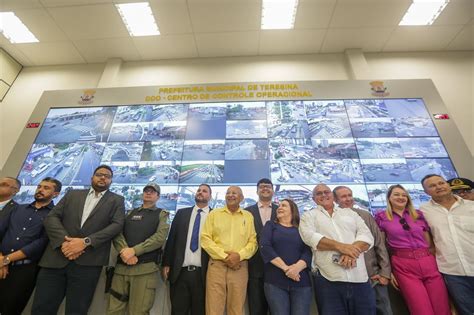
[{"xmin": 131, "ymin": 215, "xmax": 143, "ymax": 221}]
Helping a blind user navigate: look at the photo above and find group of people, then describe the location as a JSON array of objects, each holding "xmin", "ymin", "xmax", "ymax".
[{"xmin": 0, "ymin": 166, "xmax": 473, "ymax": 315}]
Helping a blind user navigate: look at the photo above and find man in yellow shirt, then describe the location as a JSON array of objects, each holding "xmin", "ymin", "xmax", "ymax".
[{"xmin": 201, "ymin": 186, "xmax": 257, "ymax": 315}]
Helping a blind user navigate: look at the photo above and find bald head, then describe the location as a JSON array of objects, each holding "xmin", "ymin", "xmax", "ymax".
[
  {"xmin": 0, "ymin": 177, "xmax": 20, "ymax": 202},
  {"xmin": 312, "ymin": 184, "xmax": 334, "ymax": 211},
  {"xmin": 225, "ymin": 186, "xmax": 244, "ymax": 212}
]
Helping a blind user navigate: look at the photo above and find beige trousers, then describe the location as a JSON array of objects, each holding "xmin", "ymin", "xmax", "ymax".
[{"xmin": 205, "ymin": 259, "xmax": 248, "ymax": 315}]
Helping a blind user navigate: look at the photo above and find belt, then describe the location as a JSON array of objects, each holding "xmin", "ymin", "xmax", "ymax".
[
  {"xmin": 10, "ymin": 259, "xmax": 34, "ymax": 266},
  {"xmin": 391, "ymin": 248, "xmax": 431, "ymax": 259},
  {"xmin": 182, "ymin": 265, "xmax": 201, "ymax": 272}
]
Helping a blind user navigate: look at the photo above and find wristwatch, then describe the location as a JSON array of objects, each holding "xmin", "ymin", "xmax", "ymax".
[
  {"xmin": 2, "ymin": 256, "xmax": 10, "ymax": 266},
  {"xmin": 83, "ymin": 237, "xmax": 92, "ymax": 247}
]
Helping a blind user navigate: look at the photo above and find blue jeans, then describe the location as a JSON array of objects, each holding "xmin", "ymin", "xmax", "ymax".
[
  {"xmin": 264, "ymin": 282, "xmax": 312, "ymax": 315},
  {"xmin": 313, "ymin": 271, "xmax": 375, "ymax": 315},
  {"xmin": 442, "ymin": 273, "xmax": 474, "ymax": 315}
]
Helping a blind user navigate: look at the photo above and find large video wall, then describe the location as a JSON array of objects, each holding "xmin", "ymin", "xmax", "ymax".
[{"xmin": 15, "ymin": 99, "xmax": 457, "ymax": 216}]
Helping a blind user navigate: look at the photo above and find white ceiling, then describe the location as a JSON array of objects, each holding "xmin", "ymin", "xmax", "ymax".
[{"xmin": 0, "ymin": 0, "xmax": 472, "ymax": 66}]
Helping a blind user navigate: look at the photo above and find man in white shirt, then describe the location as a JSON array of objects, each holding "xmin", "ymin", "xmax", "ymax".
[
  {"xmin": 420, "ymin": 174, "xmax": 474, "ymax": 315},
  {"xmin": 299, "ymin": 184, "xmax": 375, "ymax": 315}
]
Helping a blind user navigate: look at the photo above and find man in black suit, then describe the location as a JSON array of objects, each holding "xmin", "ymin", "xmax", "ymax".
[
  {"xmin": 0, "ymin": 176, "xmax": 21, "ymax": 222},
  {"xmin": 162, "ymin": 183, "xmax": 212, "ymax": 315},
  {"xmin": 31, "ymin": 165, "xmax": 125, "ymax": 315},
  {"xmin": 245, "ymin": 178, "xmax": 278, "ymax": 315}
]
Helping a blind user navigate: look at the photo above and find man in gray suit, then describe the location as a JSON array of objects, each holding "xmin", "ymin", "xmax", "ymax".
[{"xmin": 32, "ymin": 165, "xmax": 125, "ymax": 315}]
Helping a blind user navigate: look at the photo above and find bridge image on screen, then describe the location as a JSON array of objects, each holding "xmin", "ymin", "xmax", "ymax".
[{"xmin": 16, "ymin": 99, "xmax": 457, "ymax": 216}]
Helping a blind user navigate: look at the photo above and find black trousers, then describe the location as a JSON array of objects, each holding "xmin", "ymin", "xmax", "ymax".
[
  {"xmin": 0, "ymin": 263, "xmax": 39, "ymax": 315},
  {"xmin": 31, "ymin": 262, "xmax": 102, "ymax": 315},
  {"xmin": 170, "ymin": 268, "xmax": 205, "ymax": 315},
  {"xmin": 247, "ymin": 277, "xmax": 269, "ymax": 315}
]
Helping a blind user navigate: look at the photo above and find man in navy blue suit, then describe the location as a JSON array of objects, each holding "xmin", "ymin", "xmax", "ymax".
[
  {"xmin": 245, "ymin": 178, "xmax": 278, "ymax": 315},
  {"xmin": 162, "ymin": 184, "xmax": 212, "ymax": 315}
]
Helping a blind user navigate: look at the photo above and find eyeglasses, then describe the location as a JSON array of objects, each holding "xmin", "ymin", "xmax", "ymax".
[
  {"xmin": 94, "ymin": 173, "xmax": 112, "ymax": 179},
  {"xmin": 399, "ymin": 218, "xmax": 410, "ymax": 231},
  {"xmin": 258, "ymin": 184, "xmax": 273, "ymax": 190},
  {"xmin": 453, "ymin": 189, "xmax": 472, "ymax": 195},
  {"xmin": 314, "ymin": 190, "xmax": 332, "ymax": 197}
]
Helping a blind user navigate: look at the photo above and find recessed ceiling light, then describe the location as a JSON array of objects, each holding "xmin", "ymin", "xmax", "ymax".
[
  {"xmin": 262, "ymin": 0, "xmax": 299, "ymax": 30},
  {"xmin": 399, "ymin": 0, "xmax": 449, "ymax": 26},
  {"xmin": 115, "ymin": 2, "xmax": 160, "ymax": 36},
  {"xmin": 0, "ymin": 12, "xmax": 39, "ymax": 43}
]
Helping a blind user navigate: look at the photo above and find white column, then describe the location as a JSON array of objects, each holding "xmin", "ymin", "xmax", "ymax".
[{"xmin": 97, "ymin": 58, "xmax": 123, "ymax": 88}]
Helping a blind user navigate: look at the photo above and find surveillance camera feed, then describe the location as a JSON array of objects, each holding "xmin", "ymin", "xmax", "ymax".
[{"xmin": 16, "ymin": 99, "xmax": 457, "ymax": 218}]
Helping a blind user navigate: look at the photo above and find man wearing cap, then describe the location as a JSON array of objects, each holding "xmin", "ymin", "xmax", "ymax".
[
  {"xmin": 107, "ymin": 182, "xmax": 170, "ymax": 315},
  {"xmin": 420, "ymin": 174, "xmax": 474, "ymax": 315},
  {"xmin": 0, "ymin": 176, "xmax": 21, "ymax": 222},
  {"xmin": 447, "ymin": 177, "xmax": 474, "ymax": 201},
  {"xmin": 245, "ymin": 178, "xmax": 278, "ymax": 315}
]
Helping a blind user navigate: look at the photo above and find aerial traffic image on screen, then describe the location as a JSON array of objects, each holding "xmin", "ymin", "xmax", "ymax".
[{"xmin": 17, "ymin": 99, "xmax": 457, "ymax": 215}]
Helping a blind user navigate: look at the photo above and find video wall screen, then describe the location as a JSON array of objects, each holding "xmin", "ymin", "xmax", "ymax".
[{"xmin": 16, "ymin": 99, "xmax": 457, "ymax": 216}]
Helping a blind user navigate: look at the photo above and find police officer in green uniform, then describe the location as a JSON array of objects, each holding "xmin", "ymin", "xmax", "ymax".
[{"xmin": 107, "ymin": 182, "xmax": 170, "ymax": 315}]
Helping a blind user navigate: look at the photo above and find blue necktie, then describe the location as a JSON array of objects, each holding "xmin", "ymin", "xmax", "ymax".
[{"xmin": 190, "ymin": 209, "xmax": 202, "ymax": 252}]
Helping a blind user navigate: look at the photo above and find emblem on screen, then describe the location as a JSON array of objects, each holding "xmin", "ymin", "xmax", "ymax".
[
  {"xmin": 78, "ymin": 89, "xmax": 96, "ymax": 105},
  {"xmin": 370, "ymin": 81, "xmax": 390, "ymax": 97},
  {"xmin": 433, "ymin": 113, "xmax": 450, "ymax": 120}
]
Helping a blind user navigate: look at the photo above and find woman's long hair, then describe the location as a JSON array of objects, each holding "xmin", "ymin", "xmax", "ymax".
[
  {"xmin": 275, "ymin": 198, "xmax": 300, "ymax": 227},
  {"xmin": 385, "ymin": 184, "xmax": 419, "ymax": 221}
]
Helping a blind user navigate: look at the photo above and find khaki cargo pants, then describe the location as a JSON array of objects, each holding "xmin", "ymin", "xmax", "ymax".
[{"xmin": 107, "ymin": 271, "xmax": 158, "ymax": 315}]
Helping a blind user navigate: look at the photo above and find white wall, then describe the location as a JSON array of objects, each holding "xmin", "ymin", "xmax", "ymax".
[
  {"xmin": 1, "ymin": 51, "xmax": 473, "ymax": 177},
  {"xmin": 365, "ymin": 51, "xmax": 474, "ymax": 165}
]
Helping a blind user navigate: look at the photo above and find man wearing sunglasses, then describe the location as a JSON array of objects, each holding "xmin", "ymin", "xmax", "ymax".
[
  {"xmin": 32, "ymin": 165, "xmax": 125, "ymax": 315},
  {"xmin": 447, "ymin": 177, "xmax": 474, "ymax": 201},
  {"xmin": 421, "ymin": 174, "xmax": 474, "ymax": 315}
]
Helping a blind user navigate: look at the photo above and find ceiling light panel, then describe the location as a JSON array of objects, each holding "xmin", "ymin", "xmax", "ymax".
[
  {"xmin": 399, "ymin": 0, "xmax": 450, "ymax": 26},
  {"xmin": 262, "ymin": 0, "xmax": 299, "ymax": 30},
  {"xmin": 0, "ymin": 12, "xmax": 39, "ymax": 43},
  {"xmin": 116, "ymin": 2, "xmax": 160, "ymax": 36}
]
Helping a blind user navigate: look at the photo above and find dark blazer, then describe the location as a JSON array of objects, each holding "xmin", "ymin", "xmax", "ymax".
[
  {"xmin": 162, "ymin": 206, "xmax": 209, "ymax": 285},
  {"xmin": 40, "ymin": 189, "xmax": 125, "ymax": 268},
  {"xmin": 245, "ymin": 202, "xmax": 278, "ymax": 278},
  {"xmin": 0, "ymin": 199, "xmax": 18, "ymax": 223}
]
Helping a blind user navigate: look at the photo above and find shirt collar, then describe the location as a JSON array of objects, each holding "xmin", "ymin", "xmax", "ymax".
[
  {"xmin": 139, "ymin": 205, "xmax": 159, "ymax": 211},
  {"xmin": 258, "ymin": 201, "xmax": 272, "ymax": 208},
  {"xmin": 88, "ymin": 188, "xmax": 107, "ymax": 198},
  {"xmin": 223, "ymin": 206, "xmax": 243, "ymax": 214},
  {"xmin": 28, "ymin": 200, "xmax": 55, "ymax": 210},
  {"xmin": 0, "ymin": 199, "xmax": 11, "ymax": 207},
  {"xmin": 194, "ymin": 205, "xmax": 210, "ymax": 214},
  {"xmin": 429, "ymin": 195, "xmax": 463, "ymax": 207},
  {"xmin": 316, "ymin": 204, "xmax": 339, "ymax": 216}
]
